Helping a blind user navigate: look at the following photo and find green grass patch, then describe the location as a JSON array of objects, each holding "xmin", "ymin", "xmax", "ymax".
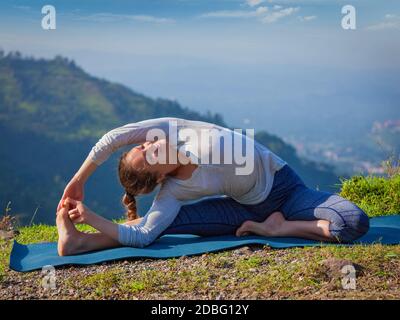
[
  {"xmin": 340, "ymin": 173, "xmax": 400, "ymax": 217},
  {"xmin": 235, "ymin": 256, "xmax": 263, "ymax": 270},
  {"xmin": 81, "ymin": 268, "xmax": 124, "ymax": 298},
  {"xmin": 122, "ymin": 280, "xmax": 146, "ymax": 293},
  {"xmin": 0, "ymin": 240, "xmax": 11, "ymax": 282}
]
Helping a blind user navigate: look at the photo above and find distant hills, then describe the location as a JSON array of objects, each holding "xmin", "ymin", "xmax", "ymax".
[{"xmin": 0, "ymin": 51, "xmax": 340, "ymax": 225}]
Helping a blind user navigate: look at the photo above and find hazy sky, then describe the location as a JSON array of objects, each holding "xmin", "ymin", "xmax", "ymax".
[{"xmin": 1, "ymin": 0, "xmax": 399, "ymax": 142}]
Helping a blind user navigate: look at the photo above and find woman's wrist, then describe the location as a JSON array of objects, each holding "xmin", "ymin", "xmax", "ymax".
[
  {"xmin": 85, "ymin": 209, "xmax": 97, "ymax": 226},
  {"xmin": 73, "ymin": 171, "xmax": 88, "ymax": 184},
  {"xmin": 73, "ymin": 157, "xmax": 98, "ymax": 184}
]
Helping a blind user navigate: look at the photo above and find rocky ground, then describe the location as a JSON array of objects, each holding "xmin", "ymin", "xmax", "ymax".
[
  {"xmin": 1, "ymin": 242, "xmax": 399, "ymax": 300},
  {"xmin": 1, "ymin": 214, "xmax": 399, "ymax": 300}
]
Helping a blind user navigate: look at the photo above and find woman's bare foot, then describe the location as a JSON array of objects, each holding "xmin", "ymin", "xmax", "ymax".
[
  {"xmin": 236, "ymin": 211, "xmax": 286, "ymax": 237},
  {"xmin": 56, "ymin": 206, "xmax": 84, "ymax": 256}
]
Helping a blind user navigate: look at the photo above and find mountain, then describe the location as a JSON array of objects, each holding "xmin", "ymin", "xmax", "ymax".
[{"xmin": 0, "ymin": 51, "xmax": 340, "ymax": 225}]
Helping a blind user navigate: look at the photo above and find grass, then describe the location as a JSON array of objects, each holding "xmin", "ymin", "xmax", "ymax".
[
  {"xmin": 1, "ymin": 229, "xmax": 400, "ymax": 299},
  {"xmin": 0, "ymin": 166, "xmax": 399, "ymax": 299},
  {"xmin": 339, "ymin": 158, "xmax": 400, "ymax": 217},
  {"xmin": 0, "ymin": 242, "xmax": 8, "ymax": 282},
  {"xmin": 340, "ymin": 174, "xmax": 400, "ymax": 217}
]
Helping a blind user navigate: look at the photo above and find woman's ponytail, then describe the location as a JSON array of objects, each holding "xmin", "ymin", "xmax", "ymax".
[
  {"xmin": 122, "ymin": 192, "xmax": 138, "ymax": 221},
  {"xmin": 118, "ymin": 150, "xmax": 161, "ymax": 222}
]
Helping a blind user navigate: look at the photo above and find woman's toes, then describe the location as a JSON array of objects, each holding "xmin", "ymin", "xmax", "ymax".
[
  {"xmin": 56, "ymin": 206, "xmax": 69, "ymax": 218},
  {"xmin": 236, "ymin": 229, "xmax": 251, "ymax": 237},
  {"xmin": 236, "ymin": 221, "xmax": 256, "ymax": 237}
]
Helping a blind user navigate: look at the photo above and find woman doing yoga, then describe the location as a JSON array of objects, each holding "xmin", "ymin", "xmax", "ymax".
[{"xmin": 56, "ymin": 117, "xmax": 369, "ymax": 256}]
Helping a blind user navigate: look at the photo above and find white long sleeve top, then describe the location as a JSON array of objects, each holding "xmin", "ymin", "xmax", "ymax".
[{"xmin": 88, "ymin": 117, "xmax": 286, "ymax": 247}]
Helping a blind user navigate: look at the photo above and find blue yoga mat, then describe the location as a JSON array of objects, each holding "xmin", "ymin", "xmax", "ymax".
[{"xmin": 9, "ymin": 215, "xmax": 400, "ymax": 272}]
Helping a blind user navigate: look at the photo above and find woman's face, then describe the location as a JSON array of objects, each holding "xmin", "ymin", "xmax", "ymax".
[{"xmin": 125, "ymin": 138, "xmax": 174, "ymax": 179}]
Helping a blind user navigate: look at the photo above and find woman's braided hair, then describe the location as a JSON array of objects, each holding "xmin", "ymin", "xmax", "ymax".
[{"xmin": 118, "ymin": 151, "xmax": 160, "ymax": 221}]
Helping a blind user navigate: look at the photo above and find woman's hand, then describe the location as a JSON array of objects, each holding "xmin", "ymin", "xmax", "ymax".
[
  {"xmin": 62, "ymin": 197, "xmax": 120, "ymax": 241},
  {"xmin": 57, "ymin": 178, "xmax": 84, "ymax": 212},
  {"xmin": 63, "ymin": 197, "xmax": 93, "ymax": 225}
]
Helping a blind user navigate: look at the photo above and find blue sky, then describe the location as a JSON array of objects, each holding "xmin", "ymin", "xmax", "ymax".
[
  {"xmin": 1, "ymin": 0, "xmax": 399, "ymax": 150},
  {"xmin": 2, "ymin": 0, "xmax": 399, "ymax": 27},
  {"xmin": 2, "ymin": 0, "xmax": 399, "ymax": 72}
]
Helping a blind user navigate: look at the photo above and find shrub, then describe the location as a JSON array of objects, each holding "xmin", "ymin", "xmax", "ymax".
[{"xmin": 340, "ymin": 173, "xmax": 400, "ymax": 217}]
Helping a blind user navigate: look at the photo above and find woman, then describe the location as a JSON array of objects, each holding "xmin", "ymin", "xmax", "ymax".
[{"xmin": 56, "ymin": 117, "xmax": 369, "ymax": 256}]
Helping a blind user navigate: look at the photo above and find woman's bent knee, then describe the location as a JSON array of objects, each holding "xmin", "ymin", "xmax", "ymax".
[{"xmin": 330, "ymin": 205, "xmax": 370, "ymax": 242}]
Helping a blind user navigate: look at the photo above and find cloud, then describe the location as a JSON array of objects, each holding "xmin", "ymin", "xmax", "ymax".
[
  {"xmin": 299, "ymin": 15, "xmax": 317, "ymax": 22},
  {"xmin": 256, "ymin": 7, "xmax": 269, "ymax": 14},
  {"xmin": 75, "ymin": 13, "xmax": 175, "ymax": 24},
  {"xmin": 262, "ymin": 7, "xmax": 299, "ymax": 24},
  {"xmin": 200, "ymin": 4, "xmax": 301, "ymax": 24},
  {"xmin": 367, "ymin": 14, "xmax": 400, "ymax": 30},
  {"xmin": 13, "ymin": 5, "xmax": 31, "ymax": 11},
  {"xmin": 200, "ymin": 7, "xmax": 268, "ymax": 19},
  {"xmin": 246, "ymin": 0, "xmax": 264, "ymax": 7}
]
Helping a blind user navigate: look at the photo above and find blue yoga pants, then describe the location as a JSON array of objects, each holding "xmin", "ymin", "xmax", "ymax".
[{"xmin": 160, "ymin": 165, "xmax": 370, "ymax": 242}]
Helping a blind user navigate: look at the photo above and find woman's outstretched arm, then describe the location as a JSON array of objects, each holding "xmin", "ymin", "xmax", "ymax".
[
  {"xmin": 64, "ymin": 187, "xmax": 182, "ymax": 248},
  {"xmin": 58, "ymin": 118, "xmax": 177, "ymax": 211},
  {"xmin": 57, "ymin": 155, "xmax": 98, "ymax": 211},
  {"xmin": 88, "ymin": 118, "xmax": 177, "ymax": 166}
]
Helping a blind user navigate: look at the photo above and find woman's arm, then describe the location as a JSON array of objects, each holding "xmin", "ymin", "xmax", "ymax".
[
  {"xmin": 58, "ymin": 118, "xmax": 175, "ymax": 211},
  {"xmin": 64, "ymin": 185, "xmax": 182, "ymax": 248},
  {"xmin": 74, "ymin": 154, "xmax": 98, "ymax": 183},
  {"xmin": 85, "ymin": 212, "xmax": 119, "ymax": 241},
  {"xmin": 116, "ymin": 187, "xmax": 182, "ymax": 248},
  {"xmin": 88, "ymin": 117, "xmax": 176, "ymax": 166},
  {"xmin": 57, "ymin": 155, "xmax": 98, "ymax": 211}
]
